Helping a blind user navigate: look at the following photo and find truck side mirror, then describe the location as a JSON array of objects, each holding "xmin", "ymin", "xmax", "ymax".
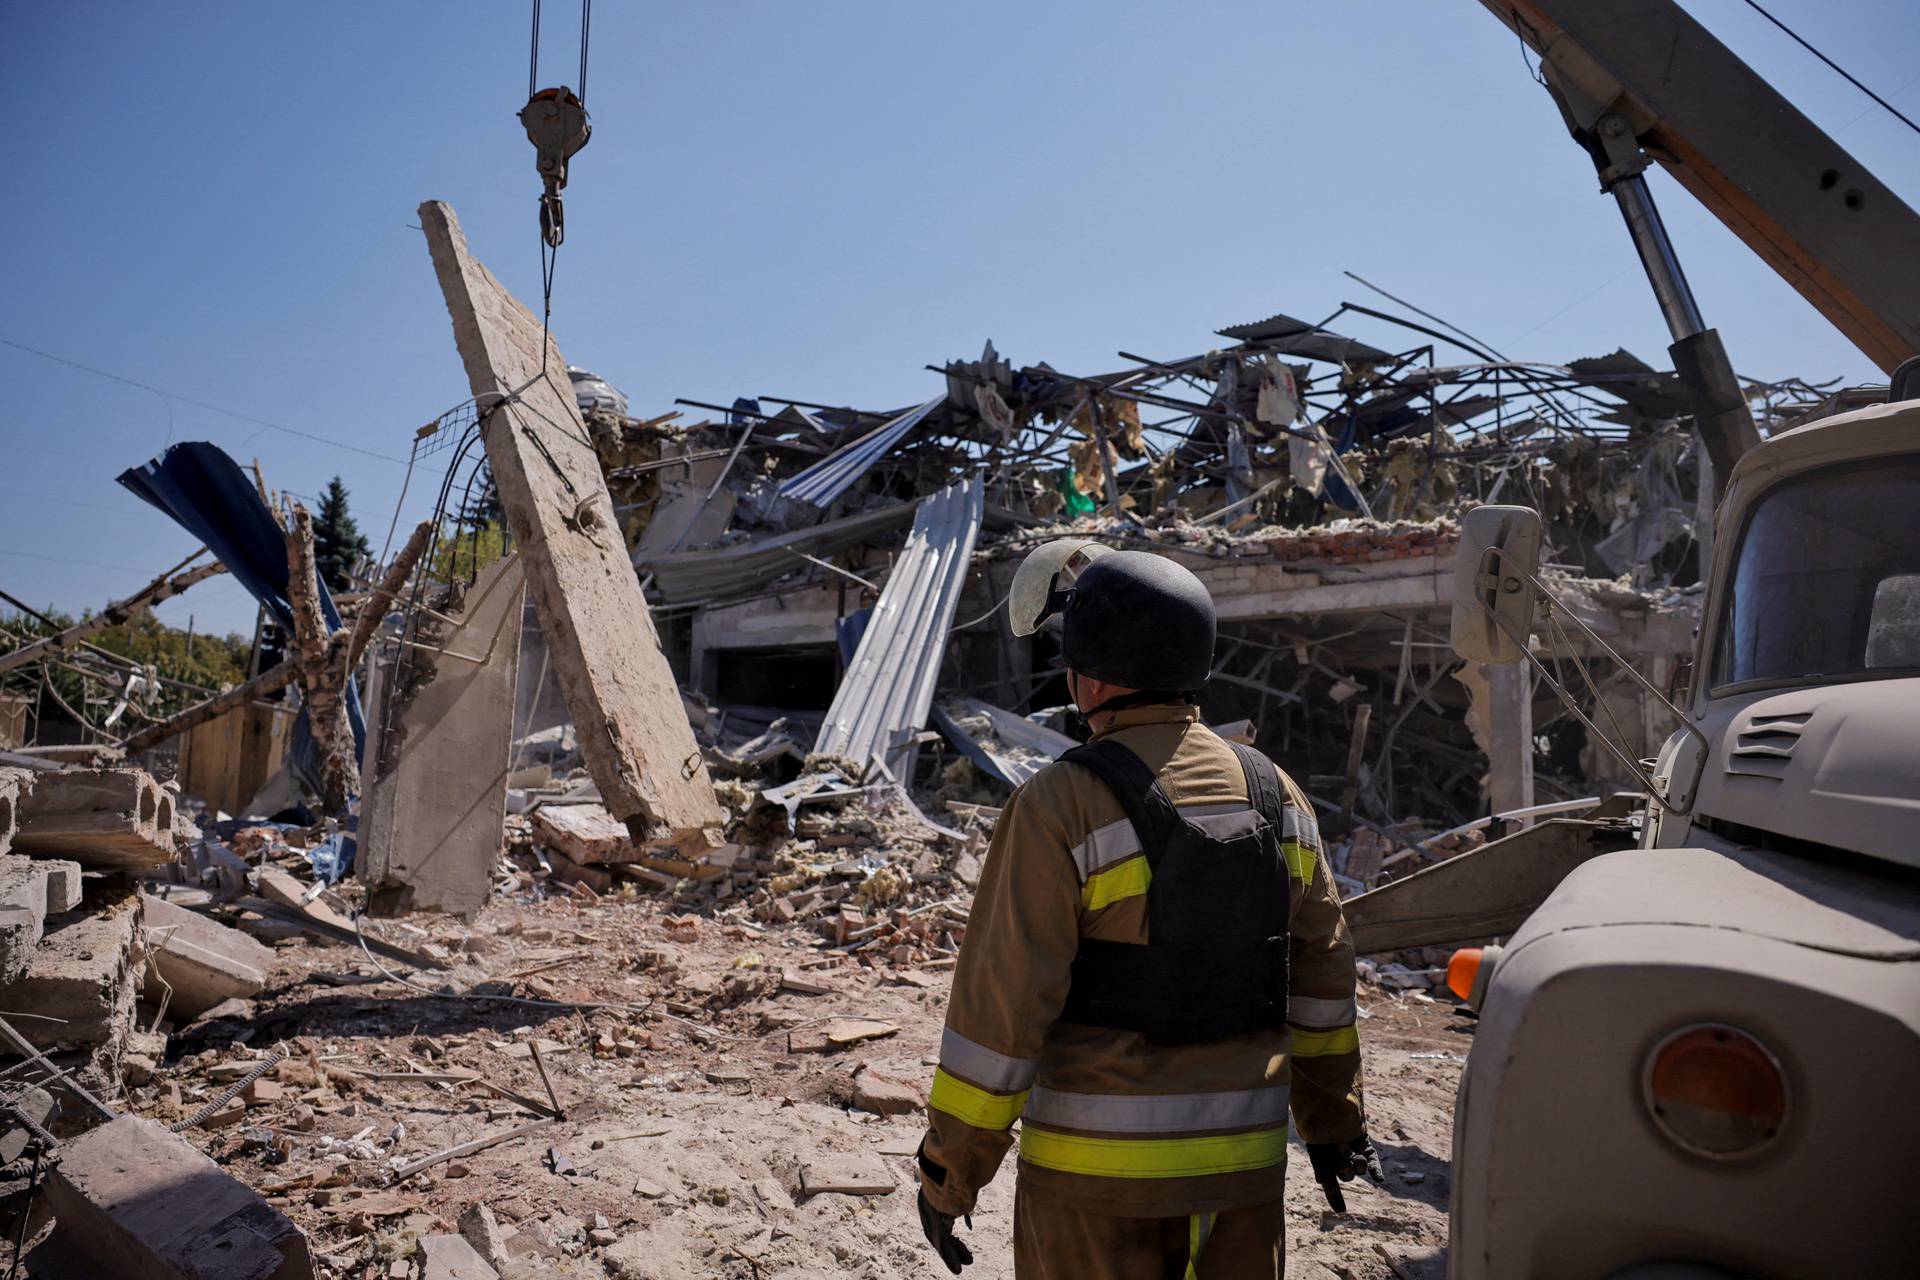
[{"xmin": 1451, "ymin": 505, "xmax": 1542, "ymax": 664}]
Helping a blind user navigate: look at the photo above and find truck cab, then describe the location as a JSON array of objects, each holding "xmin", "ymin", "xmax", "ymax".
[{"xmin": 1447, "ymin": 399, "xmax": 1920, "ymax": 1278}]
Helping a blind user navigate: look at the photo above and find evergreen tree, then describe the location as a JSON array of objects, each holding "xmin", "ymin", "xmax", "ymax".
[
  {"xmin": 312, "ymin": 476, "xmax": 371, "ymax": 595},
  {"xmin": 458, "ymin": 466, "xmax": 503, "ymax": 530}
]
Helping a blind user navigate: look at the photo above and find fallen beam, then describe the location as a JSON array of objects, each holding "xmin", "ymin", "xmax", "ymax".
[{"xmin": 419, "ymin": 200, "xmax": 725, "ymax": 842}]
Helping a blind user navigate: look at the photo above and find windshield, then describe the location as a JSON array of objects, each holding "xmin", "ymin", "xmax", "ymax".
[{"xmin": 1713, "ymin": 455, "xmax": 1920, "ymax": 691}]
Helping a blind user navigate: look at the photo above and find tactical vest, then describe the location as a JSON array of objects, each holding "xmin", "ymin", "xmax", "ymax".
[{"xmin": 1058, "ymin": 739, "xmax": 1292, "ymax": 1046}]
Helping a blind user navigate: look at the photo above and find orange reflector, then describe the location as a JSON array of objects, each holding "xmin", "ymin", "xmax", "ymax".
[
  {"xmin": 1645, "ymin": 1024, "xmax": 1788, "ymax": 1158},
  {"xmin": 1445, "ymin": 948, "xmax": 1483, "ymax": 1001}
]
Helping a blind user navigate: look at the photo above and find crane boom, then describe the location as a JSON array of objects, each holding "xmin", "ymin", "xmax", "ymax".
[{"xmin": 1484, "ymin": 0, "xmax": 1920, "ymax": 374}]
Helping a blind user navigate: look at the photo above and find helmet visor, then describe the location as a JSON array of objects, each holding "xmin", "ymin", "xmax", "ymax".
[{"xmin": 1007, "ymin": 538, "xmax": 1112, "ymax": 636}]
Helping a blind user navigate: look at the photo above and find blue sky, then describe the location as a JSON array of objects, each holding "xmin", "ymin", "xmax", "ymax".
[{"xmin": 3, "ymin": 1, "xmax": 1916, "ymax": 637}]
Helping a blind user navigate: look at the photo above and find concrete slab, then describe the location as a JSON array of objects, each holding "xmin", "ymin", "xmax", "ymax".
[
  {"xmin": 359, "ymin": 557, "xmax": 523, "ymax": 918},
  {"xmin": 0, "ymin": 889, "xmax": 141, "ymax": 1053},
  {"xmin": 420, "ymin": 200, "xmax": 725, "ymax": 842},
  {"xmin": 140, "ymin": 894, "xmax": 275, "ymax": 1020},
  {"xmin": 43, "ymin": 1113, "xmax": 315, "ymax": 1279}
]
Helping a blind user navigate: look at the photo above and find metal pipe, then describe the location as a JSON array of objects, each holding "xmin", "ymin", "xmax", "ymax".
[{"xmin": 1611, "ymin": 174, "xmax": 1707, "ymax": 340}]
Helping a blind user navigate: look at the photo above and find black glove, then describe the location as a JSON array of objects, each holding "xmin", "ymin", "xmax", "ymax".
[
  {"xmin": 917, "ymin": 1187, "xmax": 974, "ymax": 1275},
  {"xmin": 1305, "ymin": 1136, "xmax": 1386, "ymax": 1213},
  {"xmin": 916, "ymin": 1138, "xmax": 973, "ymax": 1274}
]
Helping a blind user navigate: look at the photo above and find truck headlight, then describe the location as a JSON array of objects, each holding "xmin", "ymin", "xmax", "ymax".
[{"xmin": 1643, "ymin": 1023, "xmax": 1789, "ymax": 1159}]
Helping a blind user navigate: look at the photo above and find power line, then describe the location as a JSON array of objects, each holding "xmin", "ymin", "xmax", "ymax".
[
  {"xmin": 0, "ymin": 335, "xmax": 430, "ymax": 469},
  {"xmin": 0, "ymin": 548, "xmax": 162, "ymax": 575},
  {"xmin": 1739, "ymin": 0, "xmax": 1920, "ymax": 138}
]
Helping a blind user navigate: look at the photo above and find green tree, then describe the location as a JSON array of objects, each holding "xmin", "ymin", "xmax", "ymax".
[{"xmin": 312, "ymin": 476, "xmax": 371, "ymax": 595}]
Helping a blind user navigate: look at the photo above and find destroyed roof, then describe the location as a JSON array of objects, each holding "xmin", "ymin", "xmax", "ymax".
[
  {"xmin": 778, "ymin": 394, "xmax": 949, "ymax": 508},
  {"xmin": 1565, "ymin": 349, "xmax": 1694, "ymax": 425},
  {"xmin": 642, "ymin": 500, "xmax": 921, "ymax": 603},
  {"xmin": 1215, "ymin": 311, "xmax": 1395, "ymax": 365}
]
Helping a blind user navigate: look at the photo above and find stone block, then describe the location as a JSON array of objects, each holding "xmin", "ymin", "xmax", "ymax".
[
  {"xmin": 140, "ymin": 894, "xmax": 274, "ymax": 1020},
  {"xmin": 42, "ymin": 1113, "xmax": 315, "ymax": 1279},
  {"xmin": 40, "ymin": 859, "xmax": 82, "ymax": 913},
  {"xmin": 421, "ymin": 1233, "xmax": 498, "ymax": 1280}
]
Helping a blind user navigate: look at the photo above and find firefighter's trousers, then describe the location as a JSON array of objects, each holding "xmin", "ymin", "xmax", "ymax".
[{"xmin": 1012, "ymin": 1183, "xmax": 1286, "ymax": 1279}]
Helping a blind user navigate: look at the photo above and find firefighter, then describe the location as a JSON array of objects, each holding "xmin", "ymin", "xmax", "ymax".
[{"xmin": 916, "ymin": 542, "xmax": 1382, "ymax": 1278}]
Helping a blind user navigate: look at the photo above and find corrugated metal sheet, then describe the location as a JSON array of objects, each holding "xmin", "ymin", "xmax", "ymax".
[
  {"xmin": 813, "ymin": 475, "xmax": 984, "ymax": 777},
  {"xmin": 931, "ymin": 697, "xmax": 1077, "ymax": 787},
  {"xmin": 777, "ymin": 394, "xmax": 947, "ymax": 508},
  {"xmin": 641, "ymin": 500, "xmax": 918, "ymax": 603},
  {"xmin": 1215, "ymin": 312, "xmax": 1393, "ymax": 365}
]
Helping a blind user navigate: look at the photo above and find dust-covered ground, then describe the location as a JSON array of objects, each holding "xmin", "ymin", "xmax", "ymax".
[{"xmin": 118, "ymin": 893, "xmax": 1466, "ymax": 1279}]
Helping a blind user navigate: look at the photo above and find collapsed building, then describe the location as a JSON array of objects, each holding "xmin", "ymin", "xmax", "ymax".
[{"xmin": 0, "ymin": 200, "xmax": 1854, "ymax": 1273}]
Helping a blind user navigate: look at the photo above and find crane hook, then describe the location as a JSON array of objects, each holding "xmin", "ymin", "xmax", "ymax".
[{"xmin": 519, "ymin": 86, "xmax": 591, "ymax": 248}]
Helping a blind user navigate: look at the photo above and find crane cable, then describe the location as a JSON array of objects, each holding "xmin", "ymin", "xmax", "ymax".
[
  {"xmin": 522, "ymin": 0, "xmax": 594, "ymax": 374},
  {"xmin": 527, "ymin": 0, "xmax": 592, "ymax": 109}
]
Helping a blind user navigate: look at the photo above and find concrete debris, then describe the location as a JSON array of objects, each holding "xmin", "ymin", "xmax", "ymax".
[
  {"xmin": 0, "ymin": 886, "xmax": 142, "ymax": 1084},
  {"xmin": 420, "ymin": 1233, "xmax": 499, "ymax": 1280},
  {"xmin": 41, "ymin": 1113, "xmax": 316, "ymax": 1279},
  {"xmin": 420, "ymin": 200, "xmax": 726, "ymax": 843},
  {"xmin": 360, "ymin": 555, "xmax": 525, "ymax": 919},
  {"xmin": 0, "ymin": 766, "xmax": 30, "ymax": 857},
  {"xmin": 140, "ymin": 892, "xmax": 275, "ymax": 1020},
  {"xmin": 2, "ymin": 184, "xmax": 1863, "ymax": 1280},
  {"xmin": 12, "ymin": 766, "xmax": 176, "ymax": 868}
]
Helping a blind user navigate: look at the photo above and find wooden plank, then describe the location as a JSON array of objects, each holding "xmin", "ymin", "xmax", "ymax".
[{"xmin": 419, "ymin": 200, "xmax": 725, "ymax": 839}]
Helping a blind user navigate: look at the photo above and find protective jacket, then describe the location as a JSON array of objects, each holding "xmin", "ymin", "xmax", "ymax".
[{"xmin": 920, "ymin": 704, "xmax": 1367, "ymax": 1220}]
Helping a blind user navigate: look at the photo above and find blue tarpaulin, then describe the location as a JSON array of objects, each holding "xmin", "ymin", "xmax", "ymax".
[{"xmin": 118, "ymin": 442, "xmax": 365, "ymax": 798}]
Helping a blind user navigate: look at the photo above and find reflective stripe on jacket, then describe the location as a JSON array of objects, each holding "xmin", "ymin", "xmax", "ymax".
[{"xmin": 920, "ymin": 704, "xmax": 1367, "ymax": 1219}]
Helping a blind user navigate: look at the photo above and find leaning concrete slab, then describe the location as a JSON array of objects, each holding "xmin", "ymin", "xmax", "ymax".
[
  {"xmin": 43, "ymin": 1113, "xmax": 316, "ymax": 1279},
  {"xmin": 359, "ymin": 556, "xmax": 524, "ymax": 917},
  {"xmin": 419, "ymin": 200, "xmax": 725, "ymax": 843},
  {"xmin": 140, "ymin": 894, "xmax": 274, "ymax": 1020}
]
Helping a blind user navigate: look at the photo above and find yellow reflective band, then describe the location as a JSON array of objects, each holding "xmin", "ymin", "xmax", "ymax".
[
  {"xmin": 1283, "ymin": 840, "xmax": 1317, "ymax": 887},
  {"xmin": 1081, "ymin": 856, "xmax": 1151, "ymax": 911},
  {"xmin": 1019, "ymin": 1125, "xmax": 1289, "ymax": 1178},
  {"xmin": 1291, "ymin": 1025, "xmax": 1359, "ymax": 1057},
  {"xmin": 930, "ymin": 1068, "xmax": 1029, "ymax": 1131}
]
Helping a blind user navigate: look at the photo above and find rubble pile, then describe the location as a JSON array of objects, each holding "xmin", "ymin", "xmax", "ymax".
[{"xmin": 0, "ymin": 200, "xmax": 1860, "ymax": 1273}]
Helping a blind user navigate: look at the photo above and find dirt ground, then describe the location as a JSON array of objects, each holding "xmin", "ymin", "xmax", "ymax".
[{"xmin": 122, "ymin": 891, "xmax": 1468, "ymax": 1279}]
